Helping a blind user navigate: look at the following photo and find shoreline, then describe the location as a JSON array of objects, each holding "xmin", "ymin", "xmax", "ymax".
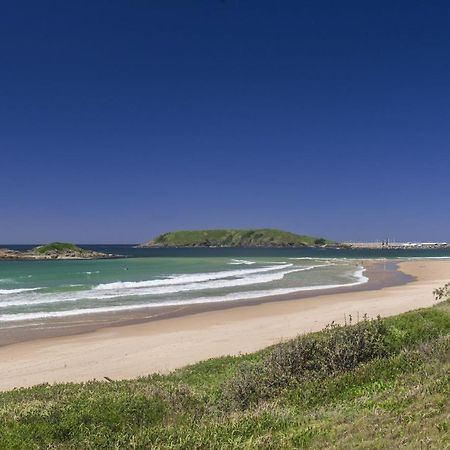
[
  {"xmin": 0, "ymin": 259, "xmax": 448, "ymax": 391},
  {"xmin": 0, "ymin": 261, "xmax": 409, "ymax": 347}
]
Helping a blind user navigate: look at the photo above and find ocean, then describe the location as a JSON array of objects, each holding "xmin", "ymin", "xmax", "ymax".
[{"xmin": 0, "ymin": 246, "xmax": 449, "ymax": 328}]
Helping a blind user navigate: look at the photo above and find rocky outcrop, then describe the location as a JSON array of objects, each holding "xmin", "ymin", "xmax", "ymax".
[{"xmin": 0, "ymin": 244, "xmax": 113, "ymax": 260}]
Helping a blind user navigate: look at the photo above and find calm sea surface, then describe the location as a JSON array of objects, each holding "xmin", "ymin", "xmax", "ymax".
[{"xmin": 0, "ymin": 246, "xmax": 449, "ymax": 328}]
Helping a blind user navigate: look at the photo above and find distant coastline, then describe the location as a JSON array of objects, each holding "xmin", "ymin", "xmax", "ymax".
[
  {"xmin": 140, "ymin": 228, "xmax": 450, "ymax": 250},
  {"xmin": 346, "ymin": 241, "xmax": 450, "ymax": 250}
]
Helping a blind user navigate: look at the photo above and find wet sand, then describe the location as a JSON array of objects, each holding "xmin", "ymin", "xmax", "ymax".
[
  {"xmin": 0, "ymin": 261, "xmax": 409, "ymax": 346},
  {"xmin": 0, "ymin": 259, "xmax": 448, "ymax": 391}
]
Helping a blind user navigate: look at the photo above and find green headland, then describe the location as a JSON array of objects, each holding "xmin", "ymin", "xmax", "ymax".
[
  {"xmin": 141, "ymin": 228, "xmax": 335, "ymax": 248},
  {"xmin": 34, "ymin": 242, "xmax": 87, "ymax": 254}
]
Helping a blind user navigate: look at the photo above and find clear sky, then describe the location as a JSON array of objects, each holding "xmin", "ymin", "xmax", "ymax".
[{"xmin": 1, "ymin": 1, "xmax": 450, "ymax": 244}]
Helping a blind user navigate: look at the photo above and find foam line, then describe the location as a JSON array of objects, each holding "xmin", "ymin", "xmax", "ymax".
[
  {"xmin": 0, "ymin": 267, "xmax": 368, "ymax": 322},
  {"xmin": 0, "ymin": 265, "xmax": 326, "ymax": 308}
]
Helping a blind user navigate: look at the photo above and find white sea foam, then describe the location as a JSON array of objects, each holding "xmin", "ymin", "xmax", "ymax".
[
  {"xmin": 93, "ymin": 264, "xmax": 294, "ymax": 290},
  {"xmin": 288, "ymin": 257, "xmax": 317, "ymax": 260},
  {"xmin": 0, "ymin": 264, "xmax": 327, "ymax": 308},
  {"xmin": 0, "ymin": 287, "xmax": 42, "ymax": 295},
  {"xmin": 258, "ymin": 261, "xmax": 288, "ymax": 264},
  {"xmin": 228, "ymin": 259, "xmax": 256, "ymax": 265},
  {"xmin": 0, "ymin": 267, "xmax": 368, "ymax": 322}
]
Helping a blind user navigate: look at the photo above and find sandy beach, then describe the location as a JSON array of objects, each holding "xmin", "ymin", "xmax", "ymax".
[{"xmin": 0, "ymin": 259, "xmax": 448, "ymax": 391}]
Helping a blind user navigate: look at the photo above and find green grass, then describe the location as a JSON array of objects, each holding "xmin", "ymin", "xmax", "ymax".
[
  {"xmin": 1, "ymin": 300, "xmax": 449, "ymax": 449},
  {"xmin": 145, "ymin": 228, "xmax": 335, "ymax": 248},
  {"xmin": 34, "ymin": 242, "xmax": 85, "ymax": 254}
]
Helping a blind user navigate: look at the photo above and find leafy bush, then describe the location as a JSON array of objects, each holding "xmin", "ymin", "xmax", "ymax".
[
  {"xmin": 221, "ymin": 316, "xmax": 388, "ymax": 409},
  {"xmin": 433, "ymin": 282, "xmax": 450, "ymax": 301}
]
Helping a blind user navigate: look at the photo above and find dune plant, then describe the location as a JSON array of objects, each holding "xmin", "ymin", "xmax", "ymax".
[
  {"xmin": 433, "ymin": 282, "xmax": 450, "ymax": 301},
  {"xmin": 221, "ymin": 316, "xmax": 388, "ymax": 409}
]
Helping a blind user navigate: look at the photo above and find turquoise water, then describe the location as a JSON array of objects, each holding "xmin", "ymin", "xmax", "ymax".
[{"xmin": 0, "ymin": 246, "xmax": 449, "ymax": 327}]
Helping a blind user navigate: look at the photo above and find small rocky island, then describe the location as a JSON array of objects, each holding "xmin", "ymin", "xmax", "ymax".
[
  {"xmin": 0, "ymin": 242, "xmax": 113, "ymax": 260},
  {"xmin": 140, "ymin": 228, "xmax": 337, "ymax": 248}
]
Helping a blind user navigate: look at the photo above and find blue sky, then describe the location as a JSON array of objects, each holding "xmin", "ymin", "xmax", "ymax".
[{"xmin": 1, "ymin": 1, "xmax": 450, "ymax": 243}]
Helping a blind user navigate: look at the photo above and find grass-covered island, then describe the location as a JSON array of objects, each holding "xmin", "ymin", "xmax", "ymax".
[
  {"xmin": 1, "ymin": 295, "xmax": 449, "ymax": 448},
  {"xmin": 141, "ymin": 228, "xmax": 336, "ymax": 248},
  {"xmin": 0, "ymin": 242, "xmax": 112, "ymax": 260}
]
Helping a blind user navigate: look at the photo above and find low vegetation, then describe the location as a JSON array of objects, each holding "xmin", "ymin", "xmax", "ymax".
[
  {"xmin": 1, "ymin": 299, "xmax": 450, "ymax": 449},
  {"xmin": 34, "ymin": 242, "xmax": 86, "ymax": 254},
  {"xmin": 143, "ymin": 228, "xmax": 335, "ymax": 248}
]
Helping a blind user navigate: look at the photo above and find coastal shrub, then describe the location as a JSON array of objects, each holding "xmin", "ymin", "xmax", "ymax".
[
  {"xmin": 221, "ymin": 316, "xmax": 389, "ymax": 409},
  {"xmin": 433, "ymin": 282, "xmax": 450, "ymax": 301},
  {"xmin": 322, "ymin": 317, "xmax": 387, "ymax": 370}
]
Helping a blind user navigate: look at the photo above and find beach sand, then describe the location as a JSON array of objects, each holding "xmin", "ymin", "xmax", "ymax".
[{"xmin": 0, "ymin": 259, "xmax": 448, "ymax": 391}]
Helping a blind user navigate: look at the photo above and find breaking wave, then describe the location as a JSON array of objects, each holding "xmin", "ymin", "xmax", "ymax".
[{"xmin": 0, "ymin": 265, "xmax": 367, "ymax": 322}]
